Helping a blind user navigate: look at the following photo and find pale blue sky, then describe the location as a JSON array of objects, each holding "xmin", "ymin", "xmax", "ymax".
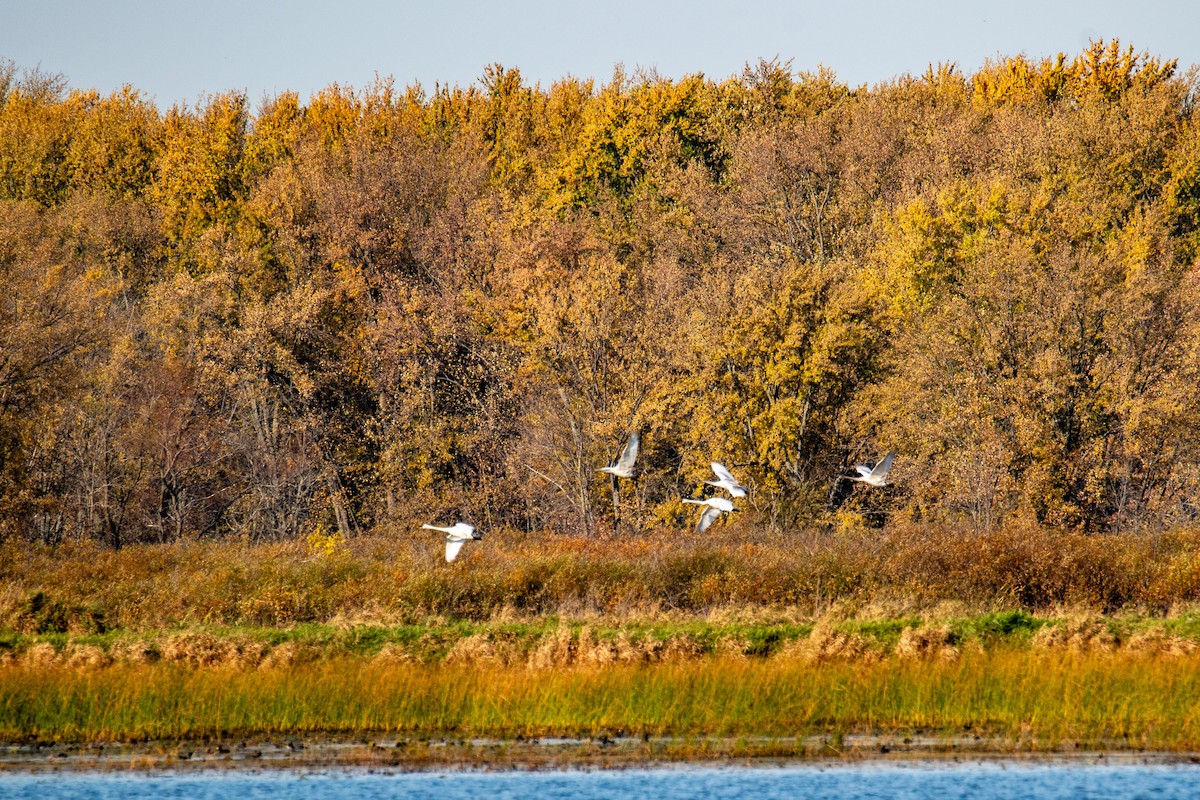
[{"xmin": 2, "ymin": 1, "xmax": 1197, "ymax": 108}]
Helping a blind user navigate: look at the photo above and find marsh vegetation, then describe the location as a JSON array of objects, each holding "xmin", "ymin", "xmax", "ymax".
[{"xmin": 4, "ymin": 530, "xmax": 1200, "ymax": 749}]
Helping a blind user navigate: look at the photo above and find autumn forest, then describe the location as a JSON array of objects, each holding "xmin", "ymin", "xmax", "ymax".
[{"xmin": 3, "ymin": 40, "xmax": 1200, "ymax": 551}]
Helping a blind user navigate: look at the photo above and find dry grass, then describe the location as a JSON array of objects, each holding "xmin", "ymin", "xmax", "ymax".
[
  {"xmin": 894, "ymin": 624, "xmax": 959, "ymax": 662},
  {"xmin": 776, "ymin": 621, "xmax": 879, "ymax": 664},
  {"xmin": 3, "ymin": 608, "xmax": 1198, "ymax": 673},
  {"xmin": 1030, "ymin": 613, "xmax": 1117, "ymax": 653},
  {"xmin": 4, "ymin": 523, "xmax": 1200, "ymax": 632}
]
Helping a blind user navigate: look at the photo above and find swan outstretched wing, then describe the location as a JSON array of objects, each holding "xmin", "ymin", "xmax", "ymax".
[
  {"xmin": 445, "ymin": 538, "xmax": 467, "ymax": 562},
  {"xmin": 615, "ymin": 431, "xmax": 639, "ymax": 472},
  {"xmin": 711, "ymin": 462, "xmax": 736, "ymax": 483},
  {"xmin": 697, "ymin": 505, "xmax": 721, "ymax": 532},
  {"xmin": 871, "ymin": 451, "xmax": 896, "ymax": 480},
  {"xmin": 709, "ymin": 462, "xmax": 747, "ymax": 497}
]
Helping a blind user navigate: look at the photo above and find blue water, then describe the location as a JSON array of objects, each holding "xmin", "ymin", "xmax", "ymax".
[{"xmin": 2, "ymin": 762, "xmax": 1200, "ymax": 800}]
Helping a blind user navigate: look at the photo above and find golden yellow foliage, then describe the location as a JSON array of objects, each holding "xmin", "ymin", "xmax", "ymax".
[{"xmin": 0, "ymin": 40, "xmax": 1198, "ymax": 547}]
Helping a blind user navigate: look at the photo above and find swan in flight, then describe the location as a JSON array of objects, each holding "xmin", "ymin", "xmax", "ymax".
[
  {"xmin": 682, "ymin": 496, "xmax": 736, "ymax": 532},
  {"xmin": 706, "ymin": 461, "xmax": 747, "ymax": 498},
  {"xmin": 421, "ymin": 521, "xmax": 482, "ymax": 562},
  {"xmin": 847, "ymin": 451, "xmax": 896, "ymax": 488},
  {"xmin": 598, "ymin": 431, "xmax": 639, "ymax": 478}
]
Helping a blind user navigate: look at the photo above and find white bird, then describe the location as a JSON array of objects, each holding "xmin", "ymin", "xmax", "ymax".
[
  {"xmin": 420, "ymin": 521, "xmax": 482, "ymax": 563},
  {"xmin": 847, "ymin": 451, "xmax": 896, "ymax": 488},
  {"xmin": 682, "ymin": 496, "xmax": 736, "ymax": 532},
  {"xmin": 706, "ymin": 461, "xmax": 747, "ymax": 498},
  {"xmin": 597, "ymin": 431, "xmax": 639, "ymax": 479}
]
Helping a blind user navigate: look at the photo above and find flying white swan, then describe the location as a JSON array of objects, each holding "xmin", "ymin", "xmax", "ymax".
[
  {"xmin": 706, "ymin": 461, "xmax": 747, "ymax": 498},
  {"xmin": 420, "ymin": 521, "xmax": 482, "ymax": 562},
  {"xmin": 847, "ymin": 451, "xmax": 896, "ymax": 488},
  {"xmin": 598, "ymin": 431, "xmax": 639, "ymax": 478},
  {"xmin": 682, "ymin": 496, "xmax": 736, "ymax": 532}
]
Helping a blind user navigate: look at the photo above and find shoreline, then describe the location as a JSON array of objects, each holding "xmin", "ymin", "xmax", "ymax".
[{"xmin": 3, "ymin": 734, "xmax": 1198, "ymax": 774}]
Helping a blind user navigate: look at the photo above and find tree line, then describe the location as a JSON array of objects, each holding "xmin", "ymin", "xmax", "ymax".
[{"xmin": 2, "ymin": 40, "xmax": 1199, "ymax": 547}]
